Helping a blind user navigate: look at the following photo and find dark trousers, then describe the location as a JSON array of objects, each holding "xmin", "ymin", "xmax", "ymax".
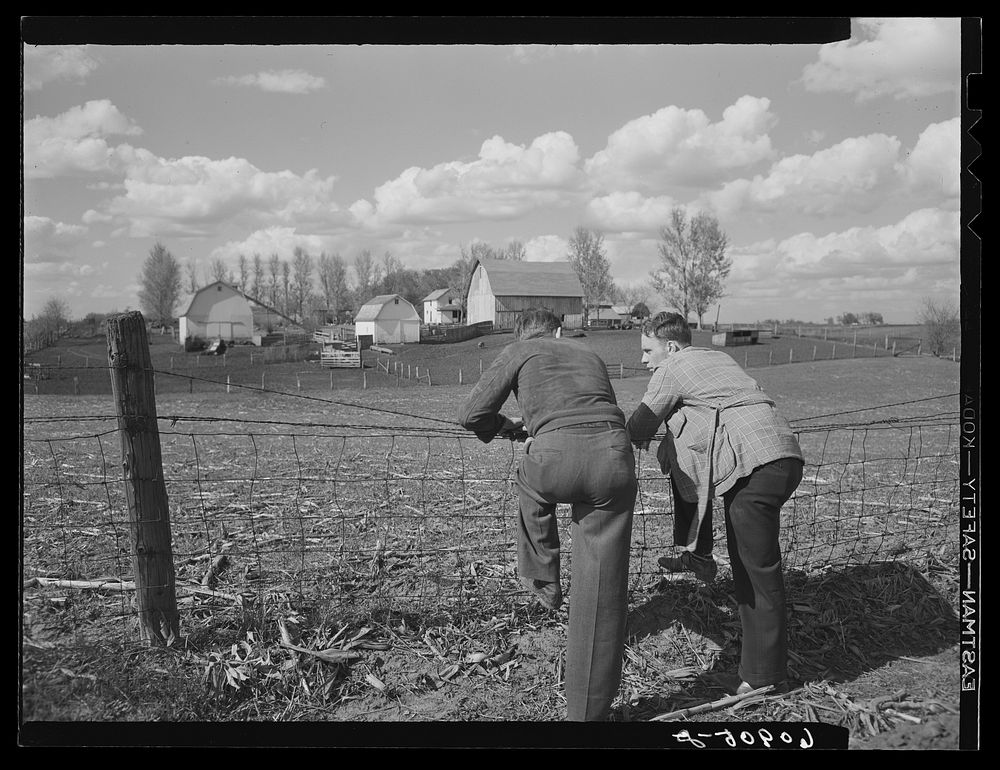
[
  {"xmin": 672, "ymin": 458, "xmax": 803, "ymax": 687},
  {"xmin": 516, "ymin": 423, "xmax": 637, "ymax": 721}
]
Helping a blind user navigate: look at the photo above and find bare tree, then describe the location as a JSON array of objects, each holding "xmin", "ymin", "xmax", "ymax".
[
  {"xmin": 209, "ymin": 257, "xmax": 230, "ymax": 284},
  {"xmin": 650, "ymin": 208, "xmax": 731, "ymax": 326},
  {"xmin": 251, "ymin": 253, "xmax": 264, "ymax": 299},
  {"xmin": 237, "ymin": 254, "xmax": 249, "ymax": 293},
  {"xmin": 138, "ymin": 241, "xmax": 183, "ymax": 327},
  {"xmin": 500, "ymin": 240, "xmax": 526, "ymax": 260},
  {"xmin": 567, "ymin": 227, "xmax": 614, "ymax": 326},
  {"xmin": 38, "ymin": 296, "xmax": 70, "ymax": 337},
  {"xmin": 381, "ymin": 251, "xmax": 403, "ymax": 294},
  {"xmin": 184, "ymin": 260, "xmax": 199, "ymax": 294},
  {"xmin": 612, "ymin": 281, "xmax": 649, "ymax": 313},
  {"xmin": 317, "ymin": 252, "xmax": 349, "ymax": 323},
  {"xmin": 267, "ymin": 253, "xmax": 281, "ymax": 309},
  {"xmin": 919, "ymin": 297, "xmax": 960, "ymax": 357},
  {"xmin": 291, "ymin": 246, "xmax": 315, "ymax": 321},
  {"xmin": 280, "ymin": 260, "xmax": 291, "ymax": 317},
  {"xmin": 353, "ymin": 249, "xmax": 376, "ymax": 301}
]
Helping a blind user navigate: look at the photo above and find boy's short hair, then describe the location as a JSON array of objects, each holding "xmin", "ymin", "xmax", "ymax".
[
  {"xmin": 515, "ymin": 308, "xmax": 562, "ymax": 341},
  {"xmin": 640, "ymin": 311, "xmax": 692, "ymax": 345}
]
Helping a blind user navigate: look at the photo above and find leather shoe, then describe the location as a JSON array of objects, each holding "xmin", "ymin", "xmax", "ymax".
[
  {"xmin": 657, "ymin": 551, "xmax": 718, "ymax": 583},
  {"xmin": 521, "ymin": 577, "xmax": 562, "ymax": 610}
]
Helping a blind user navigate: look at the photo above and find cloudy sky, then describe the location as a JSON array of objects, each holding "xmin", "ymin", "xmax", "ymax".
[{"xmin": 22, "ymin": 17, "xmax": 972, "ymax": 324}]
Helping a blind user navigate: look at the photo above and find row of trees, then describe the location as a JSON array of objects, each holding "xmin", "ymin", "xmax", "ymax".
[
  {"xmin": 826, "ymin": 311, "xmax": 886, "ymax": 326},
  {"xmin": 134, "ymin": 205, "xmax": 734, "ymax": 330}
]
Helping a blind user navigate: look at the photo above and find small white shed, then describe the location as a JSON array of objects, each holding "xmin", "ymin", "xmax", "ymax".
[{"xmin": 354, "ymin": 294, "xmax": 421, "ymax": 344}]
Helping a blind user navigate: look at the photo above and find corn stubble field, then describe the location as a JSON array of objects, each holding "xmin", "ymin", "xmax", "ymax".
[{"xmin": 21, "ymin": 329, "xmax": 965, "ymax": 748}]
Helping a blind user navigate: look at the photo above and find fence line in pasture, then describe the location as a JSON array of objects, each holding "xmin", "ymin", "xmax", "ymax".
[
  {"xmin": 23, "ymin": 337, "xmax": 958, "ymax": 398},
  {"xmin": 23, "ymin": 403, "xmax": 960, "ymax": 653}
]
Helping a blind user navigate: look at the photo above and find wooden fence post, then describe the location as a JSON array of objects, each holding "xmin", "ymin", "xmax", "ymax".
[
  {"xmin": 832, "ymin": 343, "xmax": 837, "ymax": 359},
  {"xmin": 768, "ymin": 350, "xmax": 773, "ymax": 366},
  {"xmin": 892, "ymin": 341, "xmax": 897, "ymax": 357},
  {"xmin": 73, "ymin": 376, "xmax": 80, "ymax": 396},
  {"xmin": 459, "ymin": 368, "xmax": 463, "ymax": 385},
  {"xmin": 480, "ymin": 359, "xmax": 484, "ymax": 375},
  {"xmin": 363, "ymin": 371, "xmax": 368, "ymax": 389},
  {"xmin": 812, "ymin": 346, "xmax": 817, "ymax": 361},
  {"xmin": 105, "ymin": 311, "xmax": 179, "ymax": 646},
  {"xmin": 261, "ymin": 371, "xmax": 265, "ymax": 389},
  {"xmin": 227, "ymin": 375, "xmax": 231, "ymax": 394},
  {"xmin": 744, "ymin": 350, "xmax": 748, "ymax": 368},
  {"xmin": 789, "ymin": 349, "xmax": 794, "ymax": 363},
  {"xmin": 620, "ymin": 362, "xmax": 624, "ymax": 380}
]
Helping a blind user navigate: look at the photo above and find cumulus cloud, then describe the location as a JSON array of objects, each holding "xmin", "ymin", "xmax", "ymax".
[
  {"xmin": 717, "ymin": 207, "xmax": 959, "ymax": 320},
  {"xmin": 208, "ymin": 227, "xmax": 329, "ymax": 268},
  {"xmin": 739, "ymin": 207, "xmax": 959, "ymax": 282},
  {"xmin": 22, "ymin": 44, "xmax": 100, "ymax": 91},
  {"xmin": 23, "ymin": 100, "xmax": 143, "ymax": 179},
  {"xmin": 213, "ymin": 69, "xmax": 326, "ymax": 94},
  {"xmin": 800, "ymin": 18, "xmax": 961, "ymax": 101},
  {"xmin": 23, "ymin": 215, "xmax": 88, "ymax": 264},
  {"xmin": 900, "ymin": 118, "xmax": 961, "ymax": 198},
  {"xmin": 524, "ymin": 234, "xmax": 570, "ymax": 262},
  {"xmin": 102, "ymin": 155, "xmax": 349, "ymax": 238},
  {"xmin": 358, "ymin": 132, "xmax": 585, "ymax": 226},
  {"xmin": 585, "ymin": 192, "xmax": 682, "ymax": 235},
  {"xmin": 707, "ymin": 133, "xmax": 903, "ymax": 216},
  {"xmin": 584, "ymin": 96, "xmax": 776, "ymax": 192}
]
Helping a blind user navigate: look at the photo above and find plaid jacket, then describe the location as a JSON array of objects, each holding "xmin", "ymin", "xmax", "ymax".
[{"xmin": 626, "ymin": 346, "xmax": 803, "ymax": 548}]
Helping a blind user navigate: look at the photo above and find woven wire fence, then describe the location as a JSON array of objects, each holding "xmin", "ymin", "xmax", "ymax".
[{"xmin": 22, "ymin": 398, "xmax": 960, "ymax": 653}]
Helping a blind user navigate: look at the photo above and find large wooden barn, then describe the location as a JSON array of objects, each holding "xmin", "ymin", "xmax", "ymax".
[{"xmin": 464, "ymin": 258, "xmax": 584, "ymax": 331}]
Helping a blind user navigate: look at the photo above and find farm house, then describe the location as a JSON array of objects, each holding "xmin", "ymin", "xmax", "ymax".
[
  {"xmin": 177, "ymin": 281, "xmax": 254, "ymax": 347},
  {"xmin": 354, "ymin": 294, "xmax": 421, "ymax": 344},
  {"xmin": 422, "ymin": 288, "xmax": 462, "ymax": 325},
  {"xmin": 464, "ymin": 258, "xmax": 584, "ymax": 331}
]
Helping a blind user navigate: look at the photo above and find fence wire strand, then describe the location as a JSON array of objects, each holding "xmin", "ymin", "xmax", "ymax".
[{"xmin": 23, "ymin": 396, "xmax": 959, "ymax": 650}]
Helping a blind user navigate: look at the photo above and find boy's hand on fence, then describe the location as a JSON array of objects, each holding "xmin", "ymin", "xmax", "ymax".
[{"xmin": 497, "ymin": 417, "xmax": 528, "ymax": 442}]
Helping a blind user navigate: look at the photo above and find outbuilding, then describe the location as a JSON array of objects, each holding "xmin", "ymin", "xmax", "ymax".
[
  {"xmin": 464, "ymin": 258, "xmax": 584, "ymax": 330},
  {"xmin": 177, "ymin": 281, "xmax": 254, "ymax": 347},
  {"xmin": 422, "ymin": 288, "xmax": 462, "ymax": 325},
  {"xmin": 354, "ymin": 294, "xmax": 421, "ymax": 344}
]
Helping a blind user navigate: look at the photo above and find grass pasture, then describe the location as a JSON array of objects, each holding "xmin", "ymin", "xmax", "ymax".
[{"xmin": 20, "ymin": 331, "xmax": 965, "ymax": 748}]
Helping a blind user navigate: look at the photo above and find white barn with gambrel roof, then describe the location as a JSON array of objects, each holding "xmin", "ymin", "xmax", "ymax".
[
  {"xmin": 464, "ymin": 258, "xmax": 584, "ymax": 331},
  {"xmin": 354, "ymin": 294, "xmax": 421, "ymax": 344},
  {"xmin": 177, "ymin": 281, "xmax": 254, "ymax": 346}
]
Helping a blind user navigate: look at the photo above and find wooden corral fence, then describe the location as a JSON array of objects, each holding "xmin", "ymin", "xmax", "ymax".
[
  {"xmin": 313, "ymin": 328, "xmax": 362, "ymax": 368},
  {"xmin": 420, "ymin": 321, "xmax": 493, "ymax": 344}
]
